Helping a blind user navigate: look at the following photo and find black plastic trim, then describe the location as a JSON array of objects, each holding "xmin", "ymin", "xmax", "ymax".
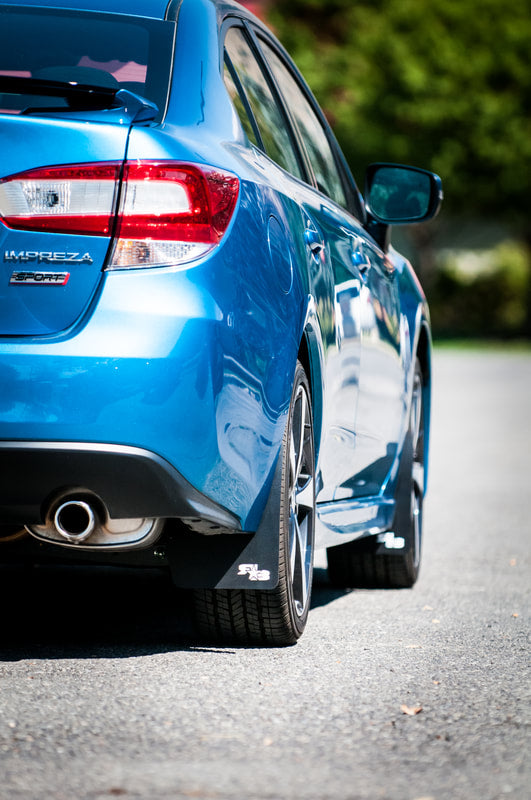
[{"xmin": 0, "ymin": 441, "xmax": 240, "ymax": 530}]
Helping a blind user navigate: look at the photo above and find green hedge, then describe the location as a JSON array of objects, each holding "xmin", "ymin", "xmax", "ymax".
[{"xmin": 430, "ymin": 242, "xmax": 529, "ymax": 339}]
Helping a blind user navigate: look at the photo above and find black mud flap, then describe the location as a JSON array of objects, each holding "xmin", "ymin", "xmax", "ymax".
[{"xmin": 166, "ymin": 453, "xmax": 282, "ymax": 590}]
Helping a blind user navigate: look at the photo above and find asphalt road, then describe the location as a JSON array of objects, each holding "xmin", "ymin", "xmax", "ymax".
[{"xmin": 1, "ymin": 349, "xmax": 530, "ymax": 800}]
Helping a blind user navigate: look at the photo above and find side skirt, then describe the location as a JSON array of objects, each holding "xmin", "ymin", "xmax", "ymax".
[{"xmin": 315, "ymin": 497, "xmax": 395, "ymax": 549}]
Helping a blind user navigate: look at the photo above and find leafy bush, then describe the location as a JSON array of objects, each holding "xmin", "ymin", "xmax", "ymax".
[{"xmin": 430, "ymin": 242, "xmax": 529, "ymax": 339}]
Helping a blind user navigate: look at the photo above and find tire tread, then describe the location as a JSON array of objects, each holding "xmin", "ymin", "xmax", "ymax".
[{"xmin": 192, "ymin": 363, "xmax": 314, "ymax": 647}]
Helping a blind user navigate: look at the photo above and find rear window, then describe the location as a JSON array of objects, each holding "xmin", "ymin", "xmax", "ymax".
[{"xmin": 0, "ymin": 6, "xmax": 174, "ymax": 119}]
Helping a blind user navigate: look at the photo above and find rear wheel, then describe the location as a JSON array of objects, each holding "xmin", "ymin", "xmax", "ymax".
[
  {"xmin": 193, "ymin": 362, "xmax": 315, "ymax": 645},
  {"xmin": 327, "ymin": 358, "xmax": 425, "ymax": 589}
]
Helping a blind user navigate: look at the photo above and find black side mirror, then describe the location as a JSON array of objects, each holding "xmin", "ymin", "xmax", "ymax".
[{"xmin": 365, "ymin": 163, "xmax": 443, "ymax": 225}]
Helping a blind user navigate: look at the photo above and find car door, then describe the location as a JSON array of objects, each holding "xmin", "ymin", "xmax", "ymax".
[
  {"xmin": 354, "ymin": 238, "xmax": 405, "ymax": 497},
  {"xmin": 223, "ymin": 19, "xmax": 405, "ymax": 506},
  {"xmin": 253, "ymin": 35, "xmax": 372, "ymax": 503}
]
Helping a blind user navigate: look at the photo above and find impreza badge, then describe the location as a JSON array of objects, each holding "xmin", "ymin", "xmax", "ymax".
[{"xmin": 4, "ymin": 250, "xmax": 93, "ymax": 265}]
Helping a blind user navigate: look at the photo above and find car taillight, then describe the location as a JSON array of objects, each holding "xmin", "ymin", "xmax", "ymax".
[
  {"xmin": 0, "ymin": 163, "xmax": 120, "ymax": 235},
  {"xmin": 0, "ymin": 161, "xmax": 240, "ymax": 269},
  {"xmin": 109, "ymin": 162, "xmax": 239, "ymax": 269}
]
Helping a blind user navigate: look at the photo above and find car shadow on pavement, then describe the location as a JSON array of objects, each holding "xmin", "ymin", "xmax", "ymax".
[
  {"xmin": 311, "ymin": 566, "xmax": 351, "ymax": 609},
  {"xmin": 0, "ymin": 562, "xmax": 349, "ymax": 660}
]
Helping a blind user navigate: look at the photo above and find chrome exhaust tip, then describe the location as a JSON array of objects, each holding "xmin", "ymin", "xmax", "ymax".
[
  {"xmin": 26, "ymin": 490, "xmax": 163, "ymax": 550},
  {"xmin": 53, "ymin": 500, "xmax": 96, "ymax": 542}
]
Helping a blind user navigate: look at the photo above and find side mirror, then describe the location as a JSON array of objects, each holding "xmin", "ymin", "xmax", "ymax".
[{"xmin": 365, "ymin": 163, "xmax": 443, "ymax": 225}]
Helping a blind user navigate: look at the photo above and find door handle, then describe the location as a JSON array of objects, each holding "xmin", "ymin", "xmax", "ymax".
[
  {"xmin": 351, "ymin": 240, "xmax": 371, "ymax": 277},
  {"xmin": 304, "ymin": 225, "xmax": 325, "ymax": 262},
  {"xmin": 308, "ymin": 239, "xmax": 325, "ymax": 257}
]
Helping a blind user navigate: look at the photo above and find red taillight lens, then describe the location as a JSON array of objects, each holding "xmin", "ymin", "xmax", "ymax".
[
  {"xmin": 0, "ymin": 163, "xmax": 121, "ymax": 235},
  {"xmin": 116, "ymin": 162, "xmax": 239, "ymax": 244},
  {"xmin": 0, "ymin": 160, "xmax": 240, "ymax": 269}
]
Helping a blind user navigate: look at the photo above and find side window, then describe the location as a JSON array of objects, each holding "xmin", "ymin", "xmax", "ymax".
[
  {"xmin": 260, "ymin": 40, "xmax": 347, "ymax": 208},
  {"xmin": 223, "ymin": 57, "xmax": 259, "ymax": 147},
  {"xmin": 224, "ymin": 27, "xmax": 303, "ymax": 180}
]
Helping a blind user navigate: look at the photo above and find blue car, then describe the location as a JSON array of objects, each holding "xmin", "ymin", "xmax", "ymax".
[{"xmin": 0, "ymin": 0, "xmax": 442, "ymax": 645}]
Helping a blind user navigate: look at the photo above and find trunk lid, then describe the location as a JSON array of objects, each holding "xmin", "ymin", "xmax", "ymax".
[
  {"xmin": 0, "ymin": 112, "xmax": 129, "ymax": 336},
  {"xmin": 0, "ymin": 0, "xmax": 173, "ymax": 336}
]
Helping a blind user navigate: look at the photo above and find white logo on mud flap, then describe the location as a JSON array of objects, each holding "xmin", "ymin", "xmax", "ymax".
[
  {"xmin": 377, "ymin": 532, "xmax": 405, "ymax": 549},
  {"xmin": 238, "ymin": 563, "xmax": 271, "ymax": 582}
]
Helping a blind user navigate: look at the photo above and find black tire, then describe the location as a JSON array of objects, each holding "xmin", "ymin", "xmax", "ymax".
[
  {"xmin": 327, "ymin": 357, "xmax": 425, "ymax": 589},
  {"xmin": 193, "ymin": 362, "xmax": 315, "ymax": 645}
]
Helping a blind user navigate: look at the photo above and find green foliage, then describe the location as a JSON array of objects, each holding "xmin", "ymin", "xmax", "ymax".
[
  {"xmin": 268, "ymin": 0, "xmax": 531, "ymax": 228},
  {"xmin": 430, "ymin": 242, "xmax": 529, "ymax": 338}
]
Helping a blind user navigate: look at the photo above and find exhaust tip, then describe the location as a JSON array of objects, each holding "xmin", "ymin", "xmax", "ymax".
[{"xmin": 54, "ymin": 500, "xmax": 96, "ymax": 542}]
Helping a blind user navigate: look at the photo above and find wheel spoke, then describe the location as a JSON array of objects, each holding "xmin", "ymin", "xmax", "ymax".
[
  {"xmin": 412, "ymin": 461, "xmax": 424, "ymax": 493},
  {"xmin": 289, "ymin": 427, "xmax": 297, "ymax": 487},
  {"xmin": 295, "ymin": 474, "xmax": 314, "ymax": 511},
  {"xmin": 290, "ymin": 388, "xmax": 306, "ymax": 488},
  {"xmin": 289, "ymin": 510, "xmax": 298, "ymax": 575},
  {"xmin": 290, "ymin": 509, "xmax": 310, "ymax": 615}
]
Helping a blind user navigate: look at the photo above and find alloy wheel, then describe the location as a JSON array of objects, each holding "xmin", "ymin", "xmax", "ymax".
[{"xmin": 287, "ymin": 382, "xmax": 315, "ymax": 617}]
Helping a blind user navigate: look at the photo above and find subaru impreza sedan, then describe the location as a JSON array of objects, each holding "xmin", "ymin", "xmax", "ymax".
[{"xmin": 0, "ymin": 0, "xmax": 441, "ymax": 645}]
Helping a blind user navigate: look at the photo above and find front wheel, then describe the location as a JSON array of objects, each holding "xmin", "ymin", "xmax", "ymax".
[
  {"xmin": 327, "ymin": 357, "xmax": 425, "ymax": 589},
  {"xmin": 193, "ymin": 362, "xmax": 315, "ymax": 645}
]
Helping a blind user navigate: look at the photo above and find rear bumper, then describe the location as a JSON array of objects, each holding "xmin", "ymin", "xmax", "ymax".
[
  {"xmin": 0, "ymin": 440, "xmax": 240, "ymax": 530},
  {"xmin": 0, "ymin": 266, "xmax": 292, "ymax": 531},
  {"xmin": 0, "ymin": 438, "xmax": 282, "ymax": 591}
]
